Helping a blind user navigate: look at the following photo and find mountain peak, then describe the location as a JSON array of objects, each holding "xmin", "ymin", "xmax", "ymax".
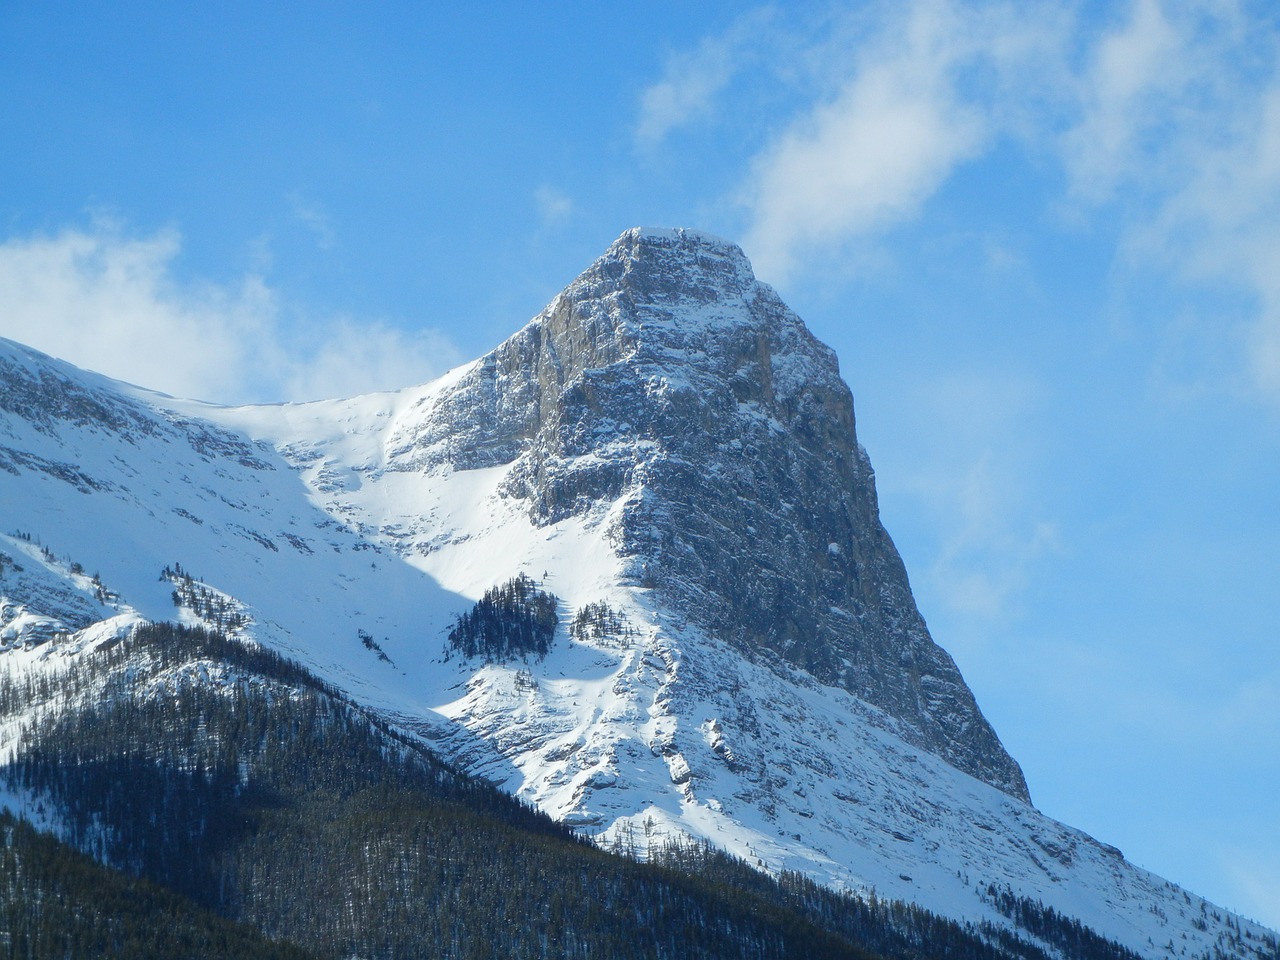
[
  {"xmin": 609, "ymin": 226, "xmax": 749, "ymax": 268},
  {"xmin": 386, "ymin": 228, "xmax": 1031, "ymax": 802},
  {"xmin": 607, "ymin": 226, "xmax": 752, "ymax": 275},
  {"xmin": 571, "ymin": 226, "xmax": 761, "ymax": 323}
]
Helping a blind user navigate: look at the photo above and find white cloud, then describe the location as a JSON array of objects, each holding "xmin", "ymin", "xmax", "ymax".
[
  {"xmin": 1059, "ymin": 0, "xmax": 1189, "ymax": 203},
  {"xmin": 0, "ymin": 225, "xmax": 460, "ymax": 404},
  {"xmin": 739, "ymin": 1, "xmax": 1036, "ymax": 282},
  {"xmin": 1066, "ymin": 2, "xmax": 1280, "ymax": 404},
  {"xmin": 636, "ymin": 43, "xmax": 735, "ymax": 147},
  {"xmin": 634, "ymin": 9, "xmax": 775, "ymax": 147},
  {"xmin": 927, "ymin": 453, "xmax": 1060, "ymax": 620},
  {"xmin": 281, "ymin": 318, "xmax": 461, "ymax": 403},
  {"xmin": 724, "ymin": 0, "xmax": 1280, "ymax": 407}
]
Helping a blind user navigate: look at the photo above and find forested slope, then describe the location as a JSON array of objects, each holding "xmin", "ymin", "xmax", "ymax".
[
  {"xmin": 0, "ymin": 623, "xmax": 1205, "ymax": 960},
  {"xmin": 1, "ymin": 624, "xmax": 870, "ymax": 959},
  {"xmin": 0, "ymin": 810, "xmax": 316, "ymax": 960}
]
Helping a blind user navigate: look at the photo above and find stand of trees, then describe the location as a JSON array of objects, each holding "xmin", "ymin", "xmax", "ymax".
[
  {"xmin": 162, "ymin": 564, "xmax": 249, "ymax": 632},
  {"xmin": 569, "ymin": 600, "xmax": 637, "ymax": 647},
  {"xmin": 447, "ymin": 574, "xmax": 558, "ymax": 661}
]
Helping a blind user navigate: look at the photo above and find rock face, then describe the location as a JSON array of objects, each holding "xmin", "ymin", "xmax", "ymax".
[{"xmin": 393, "ymin": 227, "xmax": 1029, "ymax": 802}]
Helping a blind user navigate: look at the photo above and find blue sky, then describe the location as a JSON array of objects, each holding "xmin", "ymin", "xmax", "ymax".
[{"xmin": 2, "ymin": 0, "xmax": 1278, "ymax": 929}]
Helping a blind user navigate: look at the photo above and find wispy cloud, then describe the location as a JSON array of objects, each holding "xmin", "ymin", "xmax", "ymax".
[
  {"xmin": 928, "ymin": 456, "xmax": 1060, "ymax": 621},
  {"xmin": 1063, "ymin": 2, "xmax": 1280, "ymax": 404},
  {"xmin": 1139, "ymin": 75, "xmax": 1280, "ymax": 402},
  {"xmin": 288, "ymin": 192, "xmax": 339, "ymax": 251},
  {"xmin": 634, "ymin": 8, "xmax": 776, "ymax": 147},
  {"xmin": 1185, "ymin": 88, "xmax": 1280, "ymax": 403},
  {"xmin": 739, "ymin": 1, "xmax": 1051, "ymax": 282},
  {"xmin": 1059, "ymin": 0, "xmax": 1191, "ymax": 204},
  {"xmin": 710, "ymin": 0, "xmax": 1280, "ymax": 406},
  {"xmin": 886, "ymin": 371, "xmax": 1060, "ymax": 626},
  {"xmin": 534, "ymin": 185, "xmax": 574, "ymax": 225},
  {"xmin": 1222, "ymin": 846, "xmax": 1280, "ymax": 930},
  {"xmin": 0, "ymin": 224, "xmax": 460, "ymax": 404},
  {"xmin": 280, "ymin": 317, "xmax": 461, "ymax": 403}
]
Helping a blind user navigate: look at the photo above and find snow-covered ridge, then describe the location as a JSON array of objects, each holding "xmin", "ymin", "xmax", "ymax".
[{"xmin": 0, "ymin": 232, "xmax": 1276, "ymax": 960}]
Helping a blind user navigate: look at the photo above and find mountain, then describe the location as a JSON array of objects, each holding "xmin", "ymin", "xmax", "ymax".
[
  {"xmin": 391, "ymin": 227, "xmax": 1027, "ymax": 799},
  {"xmin": 0, "ymin": 228, "xmax": 1275, "ymax": 960}
]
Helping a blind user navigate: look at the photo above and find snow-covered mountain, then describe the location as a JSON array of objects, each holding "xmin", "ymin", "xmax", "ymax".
[{"xmin": 0, "ymin": 228, "xmax": 1274, "ymax": 960}]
